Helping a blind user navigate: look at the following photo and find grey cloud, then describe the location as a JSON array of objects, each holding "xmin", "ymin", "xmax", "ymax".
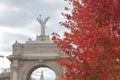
[
  {"xmin": 0, "ymin": 32, "xmax": 30, "ymax": 51},
  {"xmin": 0, "ymin": 0, "xmax": 66, "ymax": 27},
  {"xmin": 0, "ymin": 12, "xmax": 33, "ymax": 27}
]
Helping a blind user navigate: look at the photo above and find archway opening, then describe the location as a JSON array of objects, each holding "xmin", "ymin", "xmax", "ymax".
[{"xmin": 30, "ymin": 67, "xmax": 56, "ymax": 80}]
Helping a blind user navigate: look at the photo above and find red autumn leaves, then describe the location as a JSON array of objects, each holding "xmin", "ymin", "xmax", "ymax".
[{"xmin": 52, "ymin": 0, "xmax": 120, "ymax": 80}]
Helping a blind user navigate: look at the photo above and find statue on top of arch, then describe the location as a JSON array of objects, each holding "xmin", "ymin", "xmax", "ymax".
[{"xmin": 37, "ymin": 15, "xmax": 50, "ymax": 36}]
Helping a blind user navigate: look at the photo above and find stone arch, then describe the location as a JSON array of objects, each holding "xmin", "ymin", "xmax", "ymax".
[
  {"xmin": 22, "ymin": 63, "xmax": 61, "ymax": 80},
  {"xmin": 8, "ymin": 34, "xmax": 66, "ymax": 80},
  {"xmin": 21, "ymin": 61, "xmax": 62, "ymax": 80},
  {"xmin": 26, "ymin": 64, "xmax": 57, "ymax": 80}
]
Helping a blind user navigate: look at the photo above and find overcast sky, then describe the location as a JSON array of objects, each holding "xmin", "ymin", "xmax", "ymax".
[
  {"xmin": 31, "ymin": 68, "xmax": 56, "ymax": 80},
  {"xmin": 0, "ymin": 0, "xmax": 68, "ymax": 79}
]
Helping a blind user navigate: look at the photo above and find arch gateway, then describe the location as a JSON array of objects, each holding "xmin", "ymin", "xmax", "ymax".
[{"xmin": 7, "ymin": 16, "xmax": 66, "ymax": 80}]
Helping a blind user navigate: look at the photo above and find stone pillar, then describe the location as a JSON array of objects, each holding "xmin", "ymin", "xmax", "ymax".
[
  {"xmin": 12, "ymin": 69, "xmax": 17, "ymax": 80},
  {"xmin": 10, "ymin": 60, "xmax": 18, "ymax": 80}
]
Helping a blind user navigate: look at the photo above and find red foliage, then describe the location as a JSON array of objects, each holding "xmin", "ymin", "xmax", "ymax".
[{"xmin": 52, "ymin": 0, "xmax": 120, "ymax": 80}]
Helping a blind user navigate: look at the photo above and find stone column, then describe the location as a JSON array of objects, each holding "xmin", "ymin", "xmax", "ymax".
[{"xmin": 10, "ymin": 60, "xmax": 19, "ymax": 80}]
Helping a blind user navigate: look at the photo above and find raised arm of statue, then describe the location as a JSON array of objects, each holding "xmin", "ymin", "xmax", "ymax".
[
  {"xmin": 43, "ymin": 17, "xmax": 50, "ymax": 24},
  {"xmin": 37, "ymin": 15, "xmax": 43, "ymax": 24},
  {"xmin": 37, "ymin": 15, "xmax": 50, "ymax": 26}
]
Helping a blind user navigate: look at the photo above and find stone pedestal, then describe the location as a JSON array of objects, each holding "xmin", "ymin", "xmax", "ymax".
[{"xmin": 26, "ymin": 35, "xmax": 51, "ymax": 43}]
